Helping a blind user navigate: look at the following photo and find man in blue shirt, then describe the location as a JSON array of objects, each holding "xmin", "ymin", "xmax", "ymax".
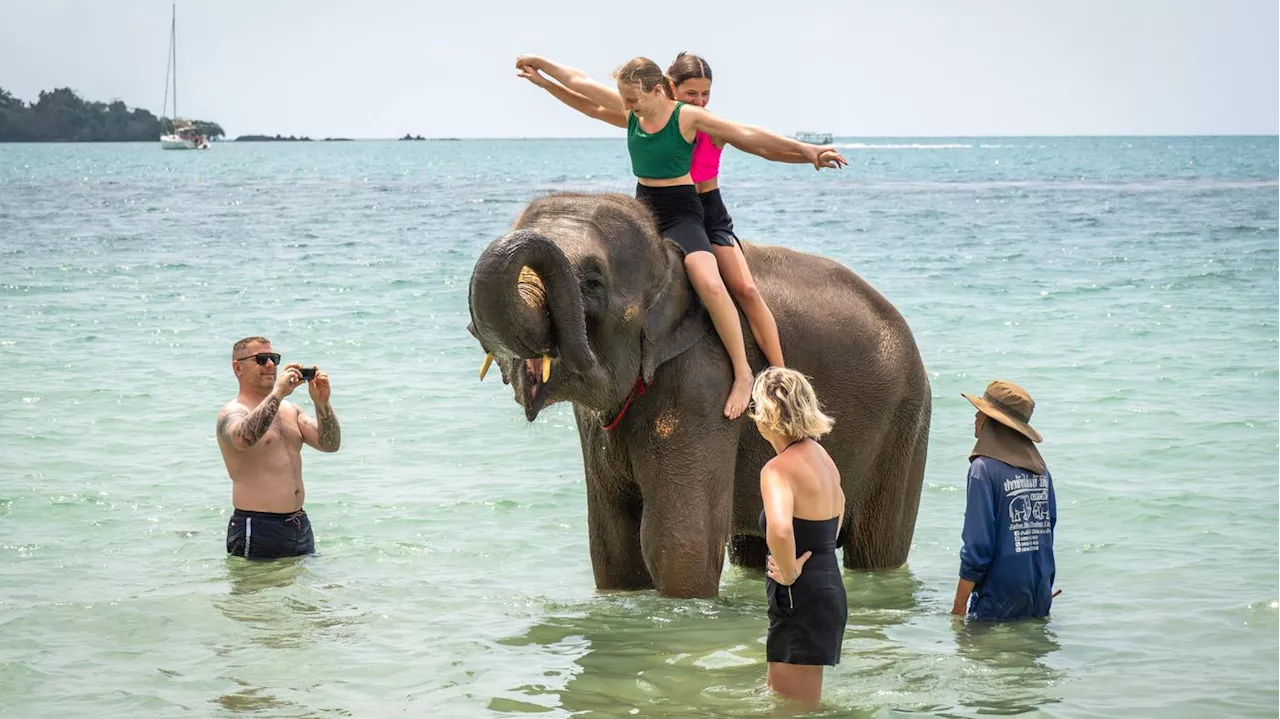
[{"xmin": 952, "ymin": 380, "xmax": 1057, "ymax": 621}]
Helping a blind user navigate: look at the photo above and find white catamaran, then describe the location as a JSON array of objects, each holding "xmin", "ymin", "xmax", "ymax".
[
  {"xmin": 793, "ymin": 131, "xmax": 833, "ymax": 145},
  {"xmin": 159, "ymin": 3, "xmax": 209, "ymax": 150}
]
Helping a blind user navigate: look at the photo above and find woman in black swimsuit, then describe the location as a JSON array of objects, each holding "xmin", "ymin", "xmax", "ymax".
[{"xmin": 749, "ymin": 367, "xmax": 846, "ymax": 710}]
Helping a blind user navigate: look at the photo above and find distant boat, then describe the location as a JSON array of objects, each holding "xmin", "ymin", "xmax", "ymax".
[
  {"xmin": 793, "ymin": 131, "xmax": 833, "ymax": 145},
  {"xmin": 158, "ymin": 3, "xmax": 208, "ymax": 150}
]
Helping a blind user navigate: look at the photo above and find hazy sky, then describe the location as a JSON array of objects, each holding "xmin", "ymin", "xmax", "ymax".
[{"xmin": 2, "ymin": 0, "xmax": 1276, "ymax": 138}]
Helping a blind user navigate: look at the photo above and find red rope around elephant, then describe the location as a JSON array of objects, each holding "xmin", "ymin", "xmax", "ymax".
[{"xmin": 601, "ymin": 376, "xmax": 648, "ymax": 431}]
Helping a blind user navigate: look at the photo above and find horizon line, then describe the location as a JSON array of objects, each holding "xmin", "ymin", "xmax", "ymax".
[
  {"xmin": 2, "ymin": 132, "xmax": 1277, "ymax": 146},
  {"xmin": 220, "ymin": 132, "xmax": 1280, "ymax": 141}
]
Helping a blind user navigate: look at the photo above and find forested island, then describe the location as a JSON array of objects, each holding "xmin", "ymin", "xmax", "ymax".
[
  {"xmin": 1, "ymin": 88, "xmax": 441, "ymax": 143},
  {"xmin": 0, "ymin": 87, "xmax": 224, "ymax": 142}
]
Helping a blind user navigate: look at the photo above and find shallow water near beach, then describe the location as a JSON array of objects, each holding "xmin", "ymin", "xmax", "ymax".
[{"xmin": 0, "ymin": 136, "xmax": 1276, "ymax": 717}]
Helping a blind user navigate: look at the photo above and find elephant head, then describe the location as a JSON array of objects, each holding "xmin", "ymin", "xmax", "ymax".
[{"xmin": 467, "ymin": 193, "xmax": 708, "ymax": 423}]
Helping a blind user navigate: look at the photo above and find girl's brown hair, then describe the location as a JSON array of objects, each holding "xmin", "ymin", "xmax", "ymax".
[{"xmin": 667, "ymin": 52, "xmax": 712, "ymax": 87}]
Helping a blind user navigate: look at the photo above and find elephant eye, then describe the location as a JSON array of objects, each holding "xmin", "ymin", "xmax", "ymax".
[
  {"xmin": 581, "ymin": 273, "xmax": 606, "ymax": 294},
  {"xmin": 580, "ymin": 273, "xmax": 607, "ymax": 316}
]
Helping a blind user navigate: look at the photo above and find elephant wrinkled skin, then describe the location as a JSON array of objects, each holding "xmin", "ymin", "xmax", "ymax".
[{"xmin": 467, "ymin": 192, "xmax": 931, "ymax": 599}]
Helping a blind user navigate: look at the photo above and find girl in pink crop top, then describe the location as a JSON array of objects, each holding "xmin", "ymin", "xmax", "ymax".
[{"xmin": 690, "ymin": 131, "xmax": 722, "ymax": 184}]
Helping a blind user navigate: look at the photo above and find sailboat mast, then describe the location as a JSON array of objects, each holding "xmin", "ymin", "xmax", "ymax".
[
  {"xmin": 161, "ymin": 2, "xmax": 173, "ymax": 125},
  {"xmin": 171, "ymin": 3, "xmax": 178, "ymax": 122}
]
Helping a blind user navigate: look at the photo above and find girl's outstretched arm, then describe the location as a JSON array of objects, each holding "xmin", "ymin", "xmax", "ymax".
[
  {"xmin": 516, "ymin": 55, "xmax": 625, "ymax": 115},
  {"xmin": 685, "ymin": 107, "xmax": 848, "ymax": 170},
  {"xmin": 517, "ymin": 65, "xmax": 626, "ymax": 129}
]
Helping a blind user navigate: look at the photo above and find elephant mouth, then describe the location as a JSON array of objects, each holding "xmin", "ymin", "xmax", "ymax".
[
  {"xmin": 481, "ymin": 351, "xmax": 564, "ymax": 422},
  {"xmin": 514, "ymin": 355, "xmax": 560, "ymax": 421}
]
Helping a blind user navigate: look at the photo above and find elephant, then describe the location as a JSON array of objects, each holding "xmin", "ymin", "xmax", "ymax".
[{"xmin": 466, "ymin": 192, "xmax": 931, "ymax": 599}]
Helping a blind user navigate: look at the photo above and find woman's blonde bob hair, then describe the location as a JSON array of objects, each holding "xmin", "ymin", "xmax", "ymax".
[{"xmin": 748, "ymin": 367, "xmax": 834, "ymax": 440}]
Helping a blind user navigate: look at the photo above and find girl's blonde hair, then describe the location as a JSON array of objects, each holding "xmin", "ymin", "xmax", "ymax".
[
  {"xmin": 748, "ymin": 367, "xmax": 834, "ymax": 440},
  {"xmin": 613, "ymin": 57, "xmax": 674, "ymax": 98}
]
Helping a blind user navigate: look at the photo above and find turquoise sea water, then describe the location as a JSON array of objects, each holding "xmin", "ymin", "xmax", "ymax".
[{"xmin": 0, "ymin": 137, "xmax": 1276, "ymax": 718}]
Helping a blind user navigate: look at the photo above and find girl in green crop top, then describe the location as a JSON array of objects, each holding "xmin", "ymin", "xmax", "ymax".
[{"xmin": 514, "ymin": 53, "xmax": 847, "ymax": 420}]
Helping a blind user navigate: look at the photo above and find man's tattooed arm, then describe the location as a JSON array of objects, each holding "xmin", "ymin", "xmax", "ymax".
[
  {"xmin": 217, "ymin": 395, "xmax": 282, "ymax": 450},
  {"xmin": 313, "ymin": 403, "xmax": 341, "ymax": 452}
]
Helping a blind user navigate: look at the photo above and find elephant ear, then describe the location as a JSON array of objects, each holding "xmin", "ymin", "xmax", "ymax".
[{"xmin": 640, "ymin": 245, "xmax": 709, "ymax": 386}]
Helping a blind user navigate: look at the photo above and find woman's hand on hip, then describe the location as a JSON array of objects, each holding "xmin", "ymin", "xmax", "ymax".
[{"xmin": 766, "ymin": 551, "xmax": 812, "ymax": 585}]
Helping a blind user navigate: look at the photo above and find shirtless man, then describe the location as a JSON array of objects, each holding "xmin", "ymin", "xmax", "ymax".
[{"xmin": 216, "ymin": 336, "xmax": 341, "ymax": 559}]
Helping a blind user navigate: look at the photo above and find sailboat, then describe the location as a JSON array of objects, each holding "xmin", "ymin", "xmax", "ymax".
[{"xmin": 159, "ymin": 3, "xmax": 208, "ymax": 150}]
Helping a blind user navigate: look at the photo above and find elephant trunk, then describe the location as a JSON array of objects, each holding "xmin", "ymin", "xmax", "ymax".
[{"xmin": 468, "ymin": 229, "xmax": 597, "ymax": 376}]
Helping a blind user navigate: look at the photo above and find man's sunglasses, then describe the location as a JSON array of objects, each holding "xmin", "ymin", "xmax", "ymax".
[{"xmin": 236, "ymin": 352, "xmax": 281, "ymax": 366}]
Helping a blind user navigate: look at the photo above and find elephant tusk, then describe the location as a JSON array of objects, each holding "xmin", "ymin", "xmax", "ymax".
[
  {"xmin": 542, "ymin": 354, "xmax": 552, "ymax": 383},
  {"xmin": 480, "ymin": 353, "xmax": 494, "ymax": 381}
]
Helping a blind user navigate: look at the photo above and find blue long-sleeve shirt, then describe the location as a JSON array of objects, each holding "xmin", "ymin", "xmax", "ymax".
[{"xmin": 959, "ymin": 456, "xmax": 1057, "ymax": 620}]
